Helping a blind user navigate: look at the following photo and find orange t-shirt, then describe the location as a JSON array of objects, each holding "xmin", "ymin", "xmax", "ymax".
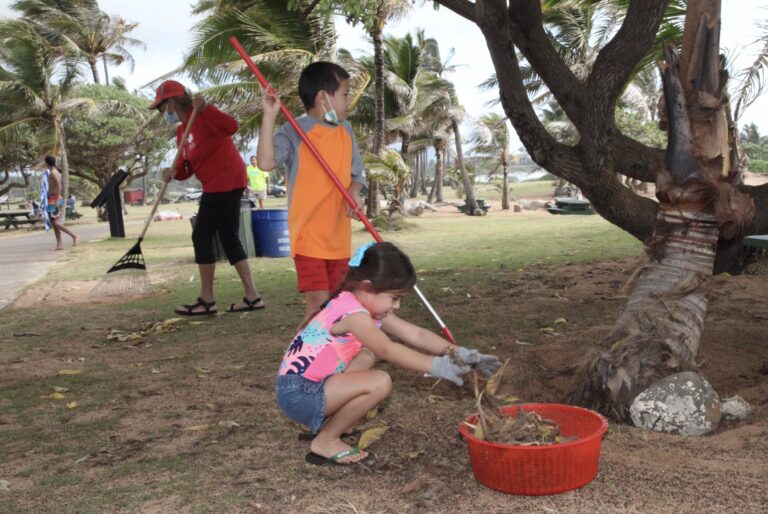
[{"xmin": 273, "ymin": 116, "xmax": 366, "ymax": 259}]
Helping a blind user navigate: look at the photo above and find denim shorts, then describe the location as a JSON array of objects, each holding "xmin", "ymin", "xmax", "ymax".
[{"xmin": 275, "ymin": 374, "xmax": 327, "ymax": 433}]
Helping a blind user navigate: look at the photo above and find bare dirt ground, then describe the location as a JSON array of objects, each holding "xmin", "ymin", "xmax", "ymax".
[{"xmin": 2, "ymin": 254, "xmax": 766, "ymax": 513}]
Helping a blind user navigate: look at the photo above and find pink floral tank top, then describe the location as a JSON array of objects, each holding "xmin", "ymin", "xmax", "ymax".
[{"xmin": 278, "ymin": 291, "xmax": 380, "ymax": 381}]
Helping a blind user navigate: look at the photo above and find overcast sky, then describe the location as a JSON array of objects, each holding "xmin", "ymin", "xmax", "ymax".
[{"xmin": 2, "ymin": 0, "xmax": 767, "ymax": 147}]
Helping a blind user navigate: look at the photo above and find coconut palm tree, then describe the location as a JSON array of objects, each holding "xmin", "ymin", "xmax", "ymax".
[
  {"xmin": 9, "ymin": 0, "xmax": 144, "ymax": 85},
  {"xmin": 0, "ymin": 18, "xmax": 93, "ymax": 213},
  {"xmin": 177, "ymin": 0, "xmax": 371, "ymax": 142},
  {"xmin": 470, "ymin": 113, "xmax": 512, "ymax": 209},
  {"xmin": 363, "ymin": 147, "xmax": 411, "ymax": 222}
]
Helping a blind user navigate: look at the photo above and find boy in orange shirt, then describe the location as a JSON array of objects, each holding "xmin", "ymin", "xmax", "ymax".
[{"xmin": 258, "ymin": 62, "xmax": 366, "ymax": 316}]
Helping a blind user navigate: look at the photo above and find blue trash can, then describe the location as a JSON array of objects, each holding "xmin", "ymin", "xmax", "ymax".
[{"xmin": 251, "ymin": 209, "xmax": 291, "ymax": 257}]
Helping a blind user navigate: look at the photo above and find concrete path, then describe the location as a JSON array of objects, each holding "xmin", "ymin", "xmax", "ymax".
[{"xmin": 0, "ymin": 224, "xmax": 109, "ymax": 310}]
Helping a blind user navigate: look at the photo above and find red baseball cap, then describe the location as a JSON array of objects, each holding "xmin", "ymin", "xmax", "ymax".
[{"xmin": 149, "ymin": 80, "xmax": 188, "ymax": 109}]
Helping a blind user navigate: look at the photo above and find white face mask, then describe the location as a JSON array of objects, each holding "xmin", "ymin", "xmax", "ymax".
[{"xmin": 321, "ymin": 91, "xmax": 340, "ymax": 125}]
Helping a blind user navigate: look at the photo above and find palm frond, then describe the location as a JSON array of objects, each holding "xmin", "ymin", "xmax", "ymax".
[{"xmin": 733, "ymin": 20, "xmax": 768, "ymax": 121}]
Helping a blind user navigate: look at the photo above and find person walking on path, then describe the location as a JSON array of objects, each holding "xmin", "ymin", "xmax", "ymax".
[
  {"xmin": 246, "ymin": 155, "xmax": 269, "ymax": 209},
  {"xmin": 41, "ymin": 156, "xmax": 79, "ymax": 251},
  {"xmin": 258, "ymin": 61, "xmax": 366, "ymax": 317},
  {"xmin": 152, "ymin": 80, "xmax": 265, "ymax": 316}
]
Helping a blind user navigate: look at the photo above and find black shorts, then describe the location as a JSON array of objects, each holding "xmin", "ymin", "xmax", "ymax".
[{"xmin": 192, "ymin": 189, "xmax": 247, "ymax": 265}]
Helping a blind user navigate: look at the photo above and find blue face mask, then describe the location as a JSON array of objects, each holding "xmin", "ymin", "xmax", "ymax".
[{"xmin": 163, "ymin": 109, "xmax": 180, "ymax": 125}]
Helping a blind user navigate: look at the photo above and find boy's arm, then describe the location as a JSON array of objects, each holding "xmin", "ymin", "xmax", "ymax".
[
  {"xmin": 346, "ymin": 123, "xmax": 366, "ymax": 213},
  {"xmin": 346, "ymin": 181, "xmax": 364, "ymax": 214},
  {"xmin": 257, "ymin": 87, "xmax": 281, "ymax": 170}
]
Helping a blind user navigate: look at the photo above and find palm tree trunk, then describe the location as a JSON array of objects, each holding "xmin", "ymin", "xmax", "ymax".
[
  {"xmin": 57, "ymin": 120, "xmax": 71, "ymax": 222},
  {"xmin": 102, "ymin": 55, "xmax": 110, "ymax": 85},
  {"xmin": 452, "ymin": 119, "xmax": 478, "ymax": 215},
  {"xmin": 433, "ymin": 143, "xmax": 444, "ymax": 203},
  {"xmin": 365, "ymin": 23, "xmax": 386, "ymax": 219},
  {"xmin": 573, "ymin": 0, "xmax": 755, "ymax": 421},
  {"xmin": 409, "ymin": 160, "xmax": 420, "ymax": 198},
  {"xmin": 89, "ymin": 58, "xmax": 100, "ymax": 84},
  {"xmin": 501, "ymin": 162, "xmax": 510, "ymax": 210},
  {"xmin": 420, "ymin": 150, "xmax": 428, "ymax": 195}
]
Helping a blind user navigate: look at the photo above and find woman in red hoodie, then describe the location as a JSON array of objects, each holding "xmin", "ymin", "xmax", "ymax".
[{"xmin": 152, "ymin": 80, "xmax": 265, "ymax": 316}]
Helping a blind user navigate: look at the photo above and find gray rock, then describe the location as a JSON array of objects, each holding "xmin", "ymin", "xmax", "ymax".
[
  {"xmin": 630, "ymin": 371, "xmax": 721, "ymax": 436},
  {"xmin": 720, "ymin": 395, "xmax": 751, "ymax": 421}
]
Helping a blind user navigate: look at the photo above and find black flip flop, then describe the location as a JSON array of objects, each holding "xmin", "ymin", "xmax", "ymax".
[
  {"xmin": 305, "ymin": 447, "xmax": 374, "ymax": 466},
  {"xmin": 297, "ymin": 429, "xmax": 361, "ymax": 442},
  {"xmin": 227, "ymin": 296, "xmax": 265, "ymax": 313},
  {"xmin": 175, "ymin": 297, "xmax": 217, "ymax": 316}
]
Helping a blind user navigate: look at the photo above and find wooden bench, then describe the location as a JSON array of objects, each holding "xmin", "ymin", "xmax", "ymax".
[
  {"xmin": 457, "ymin": 198, "xmax": 491, "ymax": 214},
  {"xmin": 2, "ymin": 216, "xmax": 40, "ymax": 230}
]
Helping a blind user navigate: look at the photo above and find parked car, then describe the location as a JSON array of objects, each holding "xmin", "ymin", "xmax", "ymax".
[
  {"xmin": 176, "ymin": 190, "xmax": 202, "ymax": 202},
  {"xmin": 268, "ymin": 183, "xmax": 287, "ymax": 197}
]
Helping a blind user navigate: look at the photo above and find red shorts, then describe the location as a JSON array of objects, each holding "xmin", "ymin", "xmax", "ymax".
[{"xmin": 294, "ymin": 254, "xmax": 349, "ymax": 293}]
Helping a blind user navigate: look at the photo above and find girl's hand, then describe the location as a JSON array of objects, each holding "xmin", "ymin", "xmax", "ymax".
[
  {"xmin": 456, "ymin": 347, "xmax": 502, "ymax": 377},
  {"xmin": 431, "ymin": 355, "xmax": 471, "ymax": 386},
  {"xmin": 261, "ymin": 86, "xmax": 281, "ymax": 121}
]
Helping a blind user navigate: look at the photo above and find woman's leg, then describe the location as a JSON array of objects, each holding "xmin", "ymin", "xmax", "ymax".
[
  {"xmin": 231, "ymin": 259, "xmax": 264, "ymax": 308},
  {"xmin": 181, "ymin": 193, "xmax": 218, "ymax": 313},
  {"xmin": 216, "ymin": 189, "xmax": 261, "ymax": 309},
  {"xmin": 309, "ymin": 370, "xmax": 392, "ymax": 462}
]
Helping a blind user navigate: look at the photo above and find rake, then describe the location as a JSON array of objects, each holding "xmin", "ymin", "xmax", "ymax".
[
  {"xmin": 91, "ymin": 107, "xmax": 199, "ymax": 297},
  {"xmin": 230, "ymin": 37, "xmax": 457, "ymax": 344}
]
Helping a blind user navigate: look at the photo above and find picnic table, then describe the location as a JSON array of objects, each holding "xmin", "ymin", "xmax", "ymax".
[
  {"xmin": 546, "ymin": 197, "xmax": 594, "ymax": 215},
  {"xmin": 743, "ymin": 235, "xmax": 768, "ymax": 249},
  {"xmin": 0, "ymin": 210, "xmax": 40, "ymax": 230},
  {"xmin": 457, "ymin": 198, "xmax": 491, "ymax": 214}
]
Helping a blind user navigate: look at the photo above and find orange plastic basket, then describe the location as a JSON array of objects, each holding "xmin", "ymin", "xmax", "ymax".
[{"xmin": 459, "ymin": 403, "xmax": 609, "ymax": 496}]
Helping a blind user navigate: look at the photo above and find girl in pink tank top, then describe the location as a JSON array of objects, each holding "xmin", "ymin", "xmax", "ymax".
[{"xmin": 275, "ymin": 242, "xmax": 502, "ymax": 466}]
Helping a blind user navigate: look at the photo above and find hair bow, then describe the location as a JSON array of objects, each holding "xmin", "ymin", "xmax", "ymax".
[{"xmin": 349, "ymin": 242, "xmax": 376, "ymax": 267}]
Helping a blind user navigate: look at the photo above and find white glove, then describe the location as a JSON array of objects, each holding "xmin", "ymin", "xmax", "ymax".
[
  {"xmin": 456, "ymin": 346, "xmax": 503, "ymax": 377},
  {"xmin": 431, "ymin": 355, "xmax": 471, "ymax": 386}
]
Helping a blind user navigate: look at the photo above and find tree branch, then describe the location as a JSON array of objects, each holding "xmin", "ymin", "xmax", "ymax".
[
  {"xmin": 473, "ymin": 1, "xmax": 580, "ymax": 180},
  {"xmin": 433, "ymin": 0, "xmax": 476, "ymax": 23},
  {"xmin": 613, "ymin": 134, "xmax": 666, "ymax": 183},
  {"xmin": 299, "ymin": 0, "xmax": 323, "ymax": 21},
  {"xmin": 503, "ymin": 0, "xmax": 585, "ymax": 124},
  {"xmin": 588, "ymin": 0, "xmax": 668, "ymax": 108},
  {"xmin": 0, "ymin": 168, "xmax": 31, "ymax": 197}
]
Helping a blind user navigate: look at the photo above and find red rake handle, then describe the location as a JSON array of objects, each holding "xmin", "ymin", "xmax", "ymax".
[{"xmin": 229, "ymin": 37, "xmax": 456, "ymax": 344}]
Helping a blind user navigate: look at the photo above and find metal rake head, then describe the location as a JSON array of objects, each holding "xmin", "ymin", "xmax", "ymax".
[{"xmin": 107, "ymin": 241, "xmax": 146, "ymax": 273}]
